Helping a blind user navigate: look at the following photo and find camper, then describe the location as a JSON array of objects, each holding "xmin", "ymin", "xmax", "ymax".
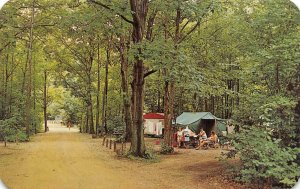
[{"xmin": 143, "ymin": 113, "xmax": 164, "ymax": 137}]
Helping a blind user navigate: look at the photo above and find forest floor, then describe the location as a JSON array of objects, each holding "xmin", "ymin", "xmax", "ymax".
[{"xmin": 0, "ymin": 124, "xmax": 247, "ymax": 189}]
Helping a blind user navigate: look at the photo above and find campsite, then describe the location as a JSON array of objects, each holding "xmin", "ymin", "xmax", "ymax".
[{"xmin": 0, "ymin": 0, "xmax": 299, "ymax": 189}]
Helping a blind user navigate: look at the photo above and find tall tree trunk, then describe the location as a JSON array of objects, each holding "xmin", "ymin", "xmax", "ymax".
[
  {"xmin": 275, "ymin": 63, "xmax": 280, "ymax": 93},
  {"xmin": 163, "ymin": 8, "xmax": 181, "ymax": 147},
  {"xmin": 85, "ymin": 107, "xmax": 89, "ymax": 133},
  {"xmin": 211, "ymin": 95, "xmax": 215, "ymax": 114},
  {"xmin": 43, "ymin": 70, "xmax": 47, "ymax": 132},
  {"xmin": 157, "ymin": 71, "xmax": 161, "ymax": 112},
  {"xmin": 96, "ymin": 42, "xmax": 101, "ymax": 135},
  {"xmin": 87, "ymin": 98, "xmax": 94, "ymax": 134},
  {"xmin": 3, "ymin": 54, "xmax": 9, "ymax": 118},
  {"xmin": 33, "ymin": 56, "xmax": 37, "ymax": 134},
  {"xmin": 119, "ymin": 35, "xmax": 132, "ymax": 141},
  {"xmin": 87, "ymin": 40, "xmax": 95, "ymax": 134},
  {"xmin": 129, "ymin": 0, "xmax": 151, "ymax": 157},
  {"xmin": 101, "ymin": 44, "xmax": 109, "ymax": 134},
  {"xmin": 24, "ymin": 0, "xmax": 35, "ymax": 137},
  {"xmin": 87, "ymin": 64, "xmax": 94, "ymax": 134},
  {"xmin": 130, "ymin": 58, "xmax": 146, "ymax": 156},
  {"xmin": 163, "ymin": 78, "xmax": 175, "ymax": 146},
  {"xmin": 8, "ymin": 53, "xmax": 14, "ymax": 117},
  {"xmin": 0, "ymin": 54, "xmax": 4, "ymax": 119}
]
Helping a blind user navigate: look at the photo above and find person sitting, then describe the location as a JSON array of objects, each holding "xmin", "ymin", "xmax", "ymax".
[
  {"xmin": 198, "ymin": 128, "xmax": 207, "ymax": 141},
  {"xmin": 196, "ymin": 131, "xmax": 218, "ymax": 150}
]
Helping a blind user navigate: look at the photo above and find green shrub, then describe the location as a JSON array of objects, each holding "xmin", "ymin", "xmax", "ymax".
[
  {"xmin": 160, "ymin": 143, "xmax": 174, "ymax": 154},
  {"xmin": 232, "ymin": 126, "xmax": 300, "ymax": 187},
  {"xmin": 0, "ymin": 115, "xmax": 28, "ymax": 143}
]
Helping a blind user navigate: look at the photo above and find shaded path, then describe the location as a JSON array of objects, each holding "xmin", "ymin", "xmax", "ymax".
[
  {"xmin": 0, "ymin": 124, "xmax": 139, "ymax": 189},
  {"xmin": 0, "ymin": 124, "xmax": 246, "ymax": 189}
]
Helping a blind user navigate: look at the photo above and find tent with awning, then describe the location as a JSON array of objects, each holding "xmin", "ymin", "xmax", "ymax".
[{"xmin": 174, "ymin": 112, "xmax": 217, "ymax": 136}]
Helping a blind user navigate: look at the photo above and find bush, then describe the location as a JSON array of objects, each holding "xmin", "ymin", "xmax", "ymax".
[
  {"xmin": 160, "ymin": 143, "xmax": 174, "ymax": 154},
  {"xmin": 0, "ymin": 115, "xmax": 28, "ymax": 143},
  {"xmin": 232, "ymin": 126, "xmax": 300, "ymax": 188}
]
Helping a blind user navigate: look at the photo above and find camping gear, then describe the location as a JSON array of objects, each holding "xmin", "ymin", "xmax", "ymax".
[{"xmin": 175, "ymin": 112, "xmax": 217, "ymax": 136}]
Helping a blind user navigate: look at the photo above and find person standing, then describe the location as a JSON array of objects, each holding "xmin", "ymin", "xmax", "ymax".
[{"xmin": 67, "ymin": 121, "xmax": 71, "ymax": 131}]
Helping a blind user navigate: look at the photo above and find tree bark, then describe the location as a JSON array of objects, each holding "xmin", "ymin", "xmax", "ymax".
[
  {"xmin": 163, "ymin": 8, "xmax": 181, "ymax": 147},
  {"xmin": 119, "ymin": 35, "xmax": 132, "ymax": 141},
  {"xmin": 24, "ymin": 0, "xmax": 35, "ymax": 137},
  {"xmin": 129, "ymin": 0, "xmax": 149, "ymax": 157},
  {"xmin": 96, "ymin": 41, "xmax": 101, "ymax": 135},
  {"xmin": 43, "ymin": 70, "xmax": 47, "ymax": 133},
  {"xmin": 87, "ymin": 64, "xmax": 94, "ymax": 134},
  {"xmin": 101, "ymin": 44, "xmax": 109, "ymax": 134},
  {"xmin": 163, "ymin": 78, "xmax": 174, "ymax": 146}
]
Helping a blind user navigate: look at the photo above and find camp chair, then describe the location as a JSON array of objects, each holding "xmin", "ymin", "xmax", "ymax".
[{"xmin": 202, "ymin": 138, "xmax": 219, "ymax": 149}]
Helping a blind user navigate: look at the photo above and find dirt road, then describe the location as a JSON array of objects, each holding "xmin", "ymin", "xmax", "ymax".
[
  {"xmin": 0, "ymin": 124, "xmax": 245, "ymax": 189},
  {"xmin": 0, "ymin": 125, "xmax": 141, "ymax": 189}
]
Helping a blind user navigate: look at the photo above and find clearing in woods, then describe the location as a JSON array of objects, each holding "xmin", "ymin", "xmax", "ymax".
[{"xmin": 0, "ymin": 124, "xmax": 245, "ymax": 189}]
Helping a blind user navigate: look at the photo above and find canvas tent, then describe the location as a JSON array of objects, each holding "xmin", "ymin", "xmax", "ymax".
[{"xmin": 174, "ymin": 112, "xmax": 217, "ymax": 137}]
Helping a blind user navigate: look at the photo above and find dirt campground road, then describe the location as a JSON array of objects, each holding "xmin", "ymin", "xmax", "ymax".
[{"xmin": 0, "ymin": 124, "xmax": 246, "ymax": 189}]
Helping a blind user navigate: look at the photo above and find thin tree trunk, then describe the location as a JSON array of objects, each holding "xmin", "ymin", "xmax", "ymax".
[
  {"xmin": 87, "ymin": 61, "xmax": 94, "ymax": 134},
  {"xmin": 87, "ymin": 39, "xmax": 95, "ymax": 134},
  {"xmin": 3, "ymin": 54, "xmax": 9, "ymax": 118},
  {"xmin": 101, "ymin": 43, "xmax": 109, "ymax": 134},
  {"xmin": 119, "ymin": 35, "xmax": 132, "ymax": 141},
  {"xmin": 43, "ymin": 70, "xmax": 47, "ymax": 132},
  {"xmin": 211, "ymin": 95, "xmax": 215, "ymax": 114},
  {"xmin": 96, "ymin": 42, "xmax": 101, "ymax": 135},
  {"xmin": 85, "ymin": 107, "xmax": 89, "ymax": 133},
  {"xmin": 24, "ymin": 0, "xmax": 35, "ymax": 137},
  {"xmin": 0, "ymin": 54, "xmax": 4, "ymax": 119},
  {"xmin": 33, "ymin": 56, "xmax": 37, "ymax": 134},
  {"xmin": 276, "ymin": 63, "xmax": 280, "ymax": 93}
]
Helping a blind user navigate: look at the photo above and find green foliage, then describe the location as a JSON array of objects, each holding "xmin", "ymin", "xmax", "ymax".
[
  {"xmin": 106, "ymin": 115, "xmax": 125, "ymax": 133},
  {"xmin": 232, "ymin": 126, "xmax": 300, "ymax": 187},
  {"xmin": 160, "ymin": 142, "xmax": 174, "ymax": 154},
  {"xmin": 0, "ymin": 113, "xmax": 27, "ymax": 142}
]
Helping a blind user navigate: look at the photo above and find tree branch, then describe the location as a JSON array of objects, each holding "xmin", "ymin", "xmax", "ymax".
[
  {"xmin": 144, "ymin": 69, "xmax": 157, "ymax": 78},
  {"xmin": 146, "ymin": 10, "xmax": 157, "ymax": 40},
  {"xmin": 178, "ymin": 21, "xmax": 200, "ymax": 43},
  {"xmin": 179, "ymin": 2, "xmax": 214, "ymax": 44},
  {"xmin": 88, "ymin": 0, "xmax": 134, "ymax": 25}
]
